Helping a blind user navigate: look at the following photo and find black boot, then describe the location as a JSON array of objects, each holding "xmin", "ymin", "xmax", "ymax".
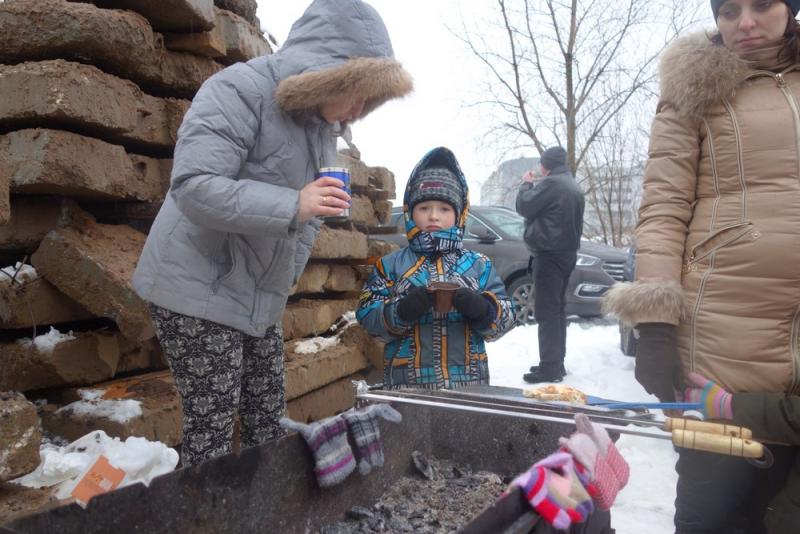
[
  {"xmin": 529, "ymin": 364, "xmax": 567, "ymax": 375},
  {"xmin": 523, "ymin": 367, "xmax": 565, "ymax": 384}
]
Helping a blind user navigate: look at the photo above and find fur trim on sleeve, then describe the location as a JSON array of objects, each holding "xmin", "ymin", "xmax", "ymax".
[{"xmin": 602, "ymin": 279, "xmax": 686, "ymax": 327}]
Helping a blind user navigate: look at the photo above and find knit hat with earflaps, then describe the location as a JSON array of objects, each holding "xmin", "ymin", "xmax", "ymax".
[
  {"xmin": 711, "ymin": 0, "xmax": 800, "ymax": 18},
  {"xmin": 407, "ymin": 167, "xmax": 464, "ymax": 214}
]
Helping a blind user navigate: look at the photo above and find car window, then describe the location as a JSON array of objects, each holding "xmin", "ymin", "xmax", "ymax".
[
  {"xmin": 465, "ymin": 216, "xmax": 492, "ymax": 239},
  {"xmin": 475, "ymin": 209, "xmax": 525, "ymax": 240}
]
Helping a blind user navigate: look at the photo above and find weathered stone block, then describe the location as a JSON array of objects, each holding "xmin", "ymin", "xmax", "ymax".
[
  {"xmin": 0, "ymin": 0, "xmax": 221, "ymax": 98},
  {"xmin": 42, "ymin": 370, "xmax": 181, "ymax": 446},
  {"xmin": 116, "ymin": 337, "xmax": 167, "ymax": 374},
  {"xmin": 1, "ymin": 129, "xmax": 170, "ymax": 202},
  {"xmin": 0, "ymin": 197, "xmax": 87, "ymax": 257},
  {"xmin": 286, "ymin": 375, "xmax": 361, "ymax": 424},
  {"xmin": 0, "ymin": 277, "xmax": 93, "ymax": 329},
  {"xmin": 0, "ymin": 392, "xmax": 41, "ymax": 483},
  {"xmin": 164, "ymin": 28, "xmax": 226, "ymax": 58},
  {"xmin": 0, "ymin": 330, "xmax": 119, "ymax": 392},
  {"xmin": 215, "ymin": 8, "xmax": 270, "ymax": 63},
  {"xmin": 80, "ymin": 0, "xmax": 216, "ymax": 32},
  {"xmin": 213, "ymin": 0, "xmax": 257, "ymax": 26},
  {"xmin": 31, "ymin": 222, "xmax": 154, "ymax": 341},
  {"xmin": 282, "ymin": 298, "xmax": 358, "ymax": 340},
  {"xmin": 0, "ymin": 60, "xmax": 189, "ymax": 152},
  {"xmin": 310, "ymin": 226, "xmax": 368, "ymax": 260},
  {"xmin": 285, "ymin": 333, "xmax": 369, "ymax": 400},
  {"xmin": 292, "ymin": 264, "xmax": 364, "ymax": 295}
]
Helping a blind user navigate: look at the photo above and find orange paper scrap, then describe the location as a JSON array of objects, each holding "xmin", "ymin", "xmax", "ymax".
[{"xmin": 71, "ymin": 455, "xmax": 127, "ymax": 506}]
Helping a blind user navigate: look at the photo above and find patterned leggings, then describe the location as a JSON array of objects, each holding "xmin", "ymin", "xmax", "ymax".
[{"xmin": 149, "ymin": 305, "xmax": 286, "ymax": 467}]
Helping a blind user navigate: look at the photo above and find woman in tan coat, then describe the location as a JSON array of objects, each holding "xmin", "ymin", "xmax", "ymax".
[{"xmin": 605, "ymin": 0, "xmax": 800, "ymax": 532}]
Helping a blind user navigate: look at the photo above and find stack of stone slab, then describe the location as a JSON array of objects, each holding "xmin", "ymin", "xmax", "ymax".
[{"xmin": 0, "ymin": 0, "xmax": 397, "ymax": 511}]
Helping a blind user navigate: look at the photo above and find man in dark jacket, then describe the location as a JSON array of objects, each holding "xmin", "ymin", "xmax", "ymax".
[{"xmin": 516, "ymin": 146, "xmax": 585, "ymax": 383}]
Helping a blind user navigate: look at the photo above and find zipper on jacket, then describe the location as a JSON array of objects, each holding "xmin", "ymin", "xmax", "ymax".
[
  {"xmin": 775, "ymin": 72, "xmax": 800, "ymax": 181},
  {"xmin": 790, "ymin": 307, "xmax": 800, "ymax": 394},
  {"xmin": 722, "ymin": 98, "xmax": 748, "ymax": 220}
]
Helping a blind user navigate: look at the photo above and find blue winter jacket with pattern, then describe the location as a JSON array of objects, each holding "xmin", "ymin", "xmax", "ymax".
[{"xmin": 357, "ymin": 147, "xmax": 515, "ymax": 389}]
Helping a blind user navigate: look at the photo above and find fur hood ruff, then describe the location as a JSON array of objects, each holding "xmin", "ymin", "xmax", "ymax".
[{"xmin": 658, "ymin": 32, "xmax": 753, "ymax": 119}]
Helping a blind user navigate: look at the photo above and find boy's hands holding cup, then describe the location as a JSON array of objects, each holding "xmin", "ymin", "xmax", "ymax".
[
  {"xmin": 298, "ymin": 176, "xmax": 351, "ymax": 222},
  {"xmin": 396, "ymin": 286, "xmax": 433, "ymax": 322},
  {"xmin": 454, "ymin": 288, "xmax": 495, "ymax": 329}
]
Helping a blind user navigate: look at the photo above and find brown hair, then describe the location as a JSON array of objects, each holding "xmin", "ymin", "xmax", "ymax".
[{"xmin": 709, "ymin": 9, "xmax": 800, "ymax": 63}]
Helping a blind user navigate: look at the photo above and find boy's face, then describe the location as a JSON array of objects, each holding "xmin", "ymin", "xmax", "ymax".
[{"xmin": 412, "ymin": 200, "xmax": 457, "ymax": 232}]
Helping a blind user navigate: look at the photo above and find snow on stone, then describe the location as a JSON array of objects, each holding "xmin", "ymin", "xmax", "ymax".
[
  {"xmin": 55, "ymin": 388, "xmax": 143, "ymax": 424},
  {"xmin": 294, "ymin": 335, "xmax": 340, "ymax": 354},
  {"xmin": 0, "ymin": 262, "xmax": 38, "ymax": 285},
  {"xmin": 16, "ymin": 326, "xmax": 76, "ymax": 354},
  {"xmin": 13, "ymin": 430, "xmax": 179, "ymax": 501}
]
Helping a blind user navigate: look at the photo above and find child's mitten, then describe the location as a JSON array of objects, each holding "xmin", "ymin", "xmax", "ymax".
[
  {"xmin": 280, "ymin": 414, "xmax": 355, "ymax": 487},
  {"xmin": 342, "ymin": 404, "xmax": 402, "ymax": 474},
  {"xmin": 575, "ymin": 413, "xmax": 630, "ymax": 490},
  {"xmin": 511, "ymin": 451, "xmax": 593, "ymax": 529},
  {"xmin": 559, "ymin": 426, "xmax": 621, "ymax": 510},
  {"xmin": 682, "ymin": 372, "xmax": 734, "ymax": 420}
]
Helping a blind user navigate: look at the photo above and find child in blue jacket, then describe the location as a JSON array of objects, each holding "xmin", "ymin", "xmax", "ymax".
[{"xmin": 357, "ymin": 147, "xmax": 514, "ymax": 389}]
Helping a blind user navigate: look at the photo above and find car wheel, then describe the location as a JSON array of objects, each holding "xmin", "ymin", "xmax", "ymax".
[
  {"xmin": 620, "ymin": 323, "xmax": 638, "ymax": 356},
  {"xmin": 508, "ymin": 276, "xmax": 536, "ymax": 325}
]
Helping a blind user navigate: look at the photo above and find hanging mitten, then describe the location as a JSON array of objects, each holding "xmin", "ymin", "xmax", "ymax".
[
  {"xmin": 575, "ymin": 413, "xmax": 629, "ymax": 490},
  {"xmin": 279, "ymin": 414, "xmax": 355, "ymax": 488},
  {"xmin": 559, "ymin": 426, "xmax": 622, "ymax": 510},
  {"xmin": 342, "ymin": 404, "xmax": 402, "ymax": 474},
  {"xmin": 682, "ymin": 372, "xmax": 734, "ymax": 420},
  {"xmin": 511, "ymin": 451, "xmax": 594, "ymax": 530}
]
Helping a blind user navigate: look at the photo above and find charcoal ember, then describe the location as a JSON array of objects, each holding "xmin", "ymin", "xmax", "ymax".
[
  {"xmin": 411, "ymin": 450, "xmax": 434, "ymax": 480},
  {"xmin": 345, "ymin": 506, "xmax": 375, "ymax": 520}
]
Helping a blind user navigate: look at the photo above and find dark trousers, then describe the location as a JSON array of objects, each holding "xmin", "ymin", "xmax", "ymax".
[
  {"xmin": 674, "ymin": 445, "xmax": 796, "ymax": 533},
  {"xmin": 533, "ymin": 251, "xmax": 577, "ymax": 372}
]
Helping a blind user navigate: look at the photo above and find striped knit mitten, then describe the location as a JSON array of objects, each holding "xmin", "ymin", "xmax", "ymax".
[
  {"xmin": 512, "ymin": 451, "xmax": 593, "ymax": 529},
  {"xmin": 682, "ymin": 372, "xmax": 734, "ymax": 420},
  {"xmin": 560, "ymin": 427, "xmax": 620, "ymax": 510},
  {"xmin": 575, "ymin": 414, "xmax": 630, "ymax": 490},
  {"xmin": 279, "ymin": 414, "xmax": 355, "ymax": 488},
  {"xmin": 342, "ymin": 404, "xmax": 402, "ymax": 474}
]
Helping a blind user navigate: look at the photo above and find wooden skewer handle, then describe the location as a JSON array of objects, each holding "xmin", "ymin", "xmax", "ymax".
[
  {"xmin": 665, "ymin": 417, "xmax": 753, "ymax": 439},
  {"xmin": 672, "ymin": 429, "xmax": 764, "ymax": 459}
]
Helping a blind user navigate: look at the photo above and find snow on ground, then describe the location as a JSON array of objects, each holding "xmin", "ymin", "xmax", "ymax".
[{"xmin": 487, "ymin": 319, "xmax": 679, "ymax": 534}]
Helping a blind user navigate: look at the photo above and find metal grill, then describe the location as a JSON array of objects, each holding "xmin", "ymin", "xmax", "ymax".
[{"xmin": 602, "ymin": 261, "xmax": 626, "ymax": 281}]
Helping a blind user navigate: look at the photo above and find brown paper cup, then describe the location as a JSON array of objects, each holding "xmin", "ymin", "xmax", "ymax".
[{"xmin": 428, "ymin": 281, "xmax": 459, "ymax": 313}]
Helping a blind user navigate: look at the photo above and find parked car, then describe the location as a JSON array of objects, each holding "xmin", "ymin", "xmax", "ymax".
[
  {"xmin": 619, "ymin": 245, "xmax": 638, "ymax": 356},
  {"xmin": 370, "ymin": 206, "xmax": 628, "ymax": 324}
]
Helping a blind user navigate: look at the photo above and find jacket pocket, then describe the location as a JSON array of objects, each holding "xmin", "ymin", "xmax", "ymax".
[
  {"xmin": 685, "ymin": 222, "xmax": 754, "ymax": 267},
  {"xmin": 212, "ymin": 234, "xmax": 238, "ymax": 293}
]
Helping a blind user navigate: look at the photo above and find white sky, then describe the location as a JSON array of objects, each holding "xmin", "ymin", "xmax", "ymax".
[
  {"xmin": 258, "ymin": 2, "xmax": 711, "ymax": 206},
  {"xmin": 258, "ymin": 1, "xmax": 512, "ymax": 204}
]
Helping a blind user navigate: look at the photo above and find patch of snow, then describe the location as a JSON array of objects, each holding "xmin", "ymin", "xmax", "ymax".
[
  {"xmin": 294, "ymin": 335, "xmax": 340, "ymax": 354},
  {"xmin": 12, "ymin": 430, "xmax": 178, "ymax": 501},
  {"xmin": 487, "ymin": 320, "xmax": 678, "ymax": 534},
  {"xmin": 0, "ymin": 263, "xmax": 38, "ymax": 285},
  {"xmin": 16, "ymin": 326, "xmax": 76, "ymax": 354},
  {"xmin": 57, "ymin": 389, "xmax": 143, "ymax": 424}
]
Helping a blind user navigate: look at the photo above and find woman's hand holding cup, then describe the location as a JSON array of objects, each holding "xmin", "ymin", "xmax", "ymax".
[{"xmin": 298, "ymin": 176, "xmax": 351, "ymax": 222}]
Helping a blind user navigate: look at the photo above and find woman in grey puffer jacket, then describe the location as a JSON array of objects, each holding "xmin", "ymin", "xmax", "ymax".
[{"xmin": 132, "ymin": 0, "xmax": 412, "ymax": 466}]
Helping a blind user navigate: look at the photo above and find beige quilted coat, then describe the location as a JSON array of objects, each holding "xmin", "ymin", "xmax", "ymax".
[{"xmin": 605, "ymin": 33, "xmax": 800, "ymax": 395}]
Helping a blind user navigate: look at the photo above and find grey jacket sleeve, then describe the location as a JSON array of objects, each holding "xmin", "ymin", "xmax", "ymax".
[
  {"xmin": 516, "ymin": 180, "xmax": 555, "ymax": 220},
  {"xmin": 292, "ymin": 218, "xmax": 322, "ymax": 285},
  {"xmin": 169, "ymin": 67, "xmax": 301, "ymax": 237}
]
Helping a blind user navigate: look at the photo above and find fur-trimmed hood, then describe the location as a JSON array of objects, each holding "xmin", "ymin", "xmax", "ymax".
[
  {"xmin": 658, "ymin": 32, "xmax": 752, "ymax": 119},
  {"xmin": 273, "ymin": 0, "xmax": 413, "ymax": 118}
]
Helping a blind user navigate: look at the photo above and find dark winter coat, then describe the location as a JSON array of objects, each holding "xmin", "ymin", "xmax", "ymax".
[
  {"xmin": 733, "ymin": 393, "xmax": 800, "ymax": 533},
  {"xmin": 357, "ymin": 147, "xmax": 515, "ymax": 389},
  {"xmin": 132, "ymin": 0, "xmax": 412, "ymax": 336},
  {"xmin": 515, "ymin": 165, "xmax": 585, "ymax": 254}
]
